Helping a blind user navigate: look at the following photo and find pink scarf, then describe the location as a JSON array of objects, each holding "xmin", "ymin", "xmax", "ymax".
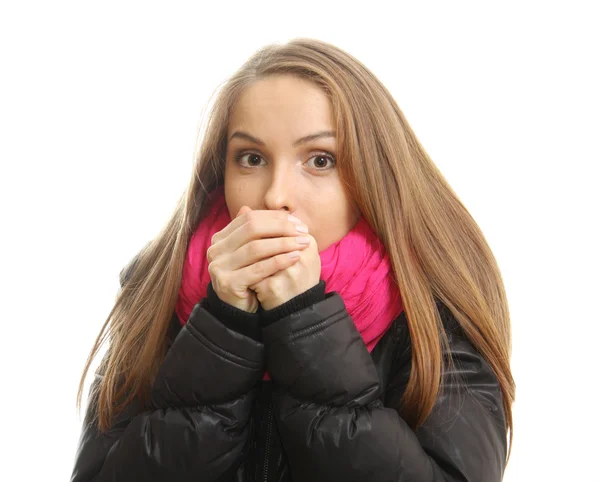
[{"xmin": 176, "ymin": 184, "xmax": 404, "ymax": 363}]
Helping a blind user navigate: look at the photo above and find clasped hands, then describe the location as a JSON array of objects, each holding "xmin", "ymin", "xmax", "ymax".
[{"xmin": 206, "ymin": 206, "xmax": 321, "ymax": 313}]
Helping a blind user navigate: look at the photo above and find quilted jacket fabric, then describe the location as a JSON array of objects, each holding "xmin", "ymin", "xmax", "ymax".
[{"xmin": 70, "ymin": 266, "xmax": 508, "ymax": 481}]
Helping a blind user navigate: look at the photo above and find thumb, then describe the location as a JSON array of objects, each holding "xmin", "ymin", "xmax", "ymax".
[{"xmin": 236, "ymin": 205, "xmax": 252, "ymax": 218}]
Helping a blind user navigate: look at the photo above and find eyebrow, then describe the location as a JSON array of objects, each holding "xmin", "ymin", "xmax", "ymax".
[{"xmin": 229, "ymin": 130, "xmax": 336, "ymax": 147}]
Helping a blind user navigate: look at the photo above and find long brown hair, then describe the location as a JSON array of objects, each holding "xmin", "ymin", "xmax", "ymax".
[{"xmin": 77, "ymin": 37, "xmax": 515, "ymax": 467}]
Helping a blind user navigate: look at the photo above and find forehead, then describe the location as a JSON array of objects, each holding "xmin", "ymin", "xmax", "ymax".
[{"xmin": 228, "ymin": 75, "xmax": 334, "ymax": 135}]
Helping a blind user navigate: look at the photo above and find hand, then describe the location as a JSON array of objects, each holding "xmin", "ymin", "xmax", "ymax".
[
  {"xmin": 249, "ymin": 230, "xmax": 321, "ymax": 311},
  {"xmin": 206, "ymin": 207, "xmax": 311, "ymax": 313}
]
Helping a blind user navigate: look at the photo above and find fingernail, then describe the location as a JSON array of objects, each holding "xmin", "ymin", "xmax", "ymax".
[
  {"xmin": 296, "ymin": 236, "xmax": 310, "ymax": 244},
  {"xmin": 296, "ymin": 224, "xmax": 308, "ymax": 233},
  {"xmin": 288, "ymin": 215, "xmax": 302, "ymax": 224},
  {"xmin": 288, "ymin": 251, "xmax": 301, "ymax": 259}
]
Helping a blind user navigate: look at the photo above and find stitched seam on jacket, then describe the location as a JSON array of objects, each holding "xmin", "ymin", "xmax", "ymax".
[
  {"xmin": 186, "ymin": 322, "xmax": 261, "ymax": 370},
  {"xmin": 287, "ymin": 308, "xmax": 346, "ymax": 343}
]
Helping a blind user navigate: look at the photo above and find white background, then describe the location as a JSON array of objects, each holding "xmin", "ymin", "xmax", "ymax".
[{"xmin": 1, "ymin": 1, "xmax": 598, "ymax": 481}]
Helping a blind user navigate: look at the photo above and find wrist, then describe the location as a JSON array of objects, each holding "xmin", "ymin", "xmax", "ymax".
[{"xmin": 259, "ymin": 280, "xmax": 326, "ymax": 327}]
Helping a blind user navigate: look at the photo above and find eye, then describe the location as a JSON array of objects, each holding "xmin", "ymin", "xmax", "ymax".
[
  {"xmin": 307, "ymin": 152, "xmax": 336, "ymax": 170},
  {"xmin": 232, "ymin": 150, "xmax": 336, "ymax": 171},
  {"xmin": 234, "ymin": 152, "xmax": 267, "ymax": 168}
]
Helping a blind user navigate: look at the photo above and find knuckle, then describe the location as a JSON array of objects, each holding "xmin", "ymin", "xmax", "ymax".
[
  {"xmin": 251, "ymin": 260, "xmax": 265, "ymax": 276},
  {"xmin": 207, "ymin": 260, "xmax": 220, "ymax": 278},
  {"xmin": 232, "ymin": 285, "xmax": 247, "ymax": 299},
  {"xmin": 217, "ymin": 272, "xmax": 230, "ymax": 291},
  {"xmin": 283, "ymin": 237, "xmax": 294, "ymax": 250},
  {"xmin": 245, "ymin": 218, "xmax": 258, "ymax": 235},
  {"xmin": 273, "ymin": 253, "xmax": 285, "ymax": 270},
  {"xmin": 246, "ymin": 240, "xmax": 261, "ymax": 258},
  {"xmin": 265, "ymin": 276, "xmax": 278, "ymax": 291},
  {"xmin": 246, "ymin": 210, "xmax": 258, "ymax": 223}
]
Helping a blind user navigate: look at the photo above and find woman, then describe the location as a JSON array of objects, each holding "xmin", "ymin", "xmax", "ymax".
[{"xmin": 71, "ymin": 38, "xmax": 515, "ymax": 481}]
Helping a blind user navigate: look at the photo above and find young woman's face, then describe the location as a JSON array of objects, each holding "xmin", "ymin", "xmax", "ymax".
[{"xmin": 224, "ymin": 74, "xmax": 361, "ymax": 252}]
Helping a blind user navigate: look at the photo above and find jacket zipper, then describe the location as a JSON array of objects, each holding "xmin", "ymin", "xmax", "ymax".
[{"xmin": 262, "ymin": 401, "xmax": 273, "ymax": 482}]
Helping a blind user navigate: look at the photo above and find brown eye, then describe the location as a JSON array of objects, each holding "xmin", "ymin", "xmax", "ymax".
[
  {"xmin": 234, "ymin": 152, "xmax": 266, "ymax": 168},
  {"xmin": 308, "ymin": 153, "xmax": 336, "ymax": 170}
]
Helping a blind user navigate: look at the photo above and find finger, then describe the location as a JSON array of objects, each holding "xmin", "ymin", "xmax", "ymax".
[
  {"xmin": 228, "ymin": 211, "xmax": 307, "ymax": 255},
  {"xmin": 237, "ymin": 205, "xmax": 252, "ymax": 218},
  {"xmin": 211, "ymin": 205, "xmax": 252, "ymax": 246},
  {"xmin": 211, "ymin": 210, "xmax": 306, "ymax": 260},
  {"xmin": 238, "ymin": 250, "xmax": 302, "ymax": 288},
  {"xmin": 224, "ymin": 235, "xmax": 310, "ymax": 271}
]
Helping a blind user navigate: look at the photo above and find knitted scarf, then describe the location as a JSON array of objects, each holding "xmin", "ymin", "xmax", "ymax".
[{"xmin": 175, "ymin": 184, "xmax": 404, "ymax": 355}]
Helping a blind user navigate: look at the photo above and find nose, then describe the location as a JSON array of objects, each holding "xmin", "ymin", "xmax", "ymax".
[{"xmin": 263, "ymin": 162, "xmax": 296, "ymax": 213}]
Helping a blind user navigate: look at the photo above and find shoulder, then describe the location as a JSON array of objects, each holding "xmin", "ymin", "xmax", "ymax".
[
  {"xmin": 384, "ymin": 299, "xmax": 504, "ymax": 413},
  {"xmin": 383, "ymin": 300, "xmax": 508, "ymax": 477},
  {"xmin": 388, "ymin": 299, "xmax": 470, "ymax": 353},
  {"xmin": 378, "ymin": 299, "xmax": 461, "ymax": 358}
]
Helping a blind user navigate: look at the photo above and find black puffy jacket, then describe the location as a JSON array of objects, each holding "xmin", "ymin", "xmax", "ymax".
[{"xmin": 70, "ymin": 270, "xmax": 508, "ymax": 481}]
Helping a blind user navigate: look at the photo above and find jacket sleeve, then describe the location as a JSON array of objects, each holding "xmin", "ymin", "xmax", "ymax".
[
  {"xmin": 70, "ymin": 301, "xmax": 265, "ymax": 482},
  {"xmin": 261, "ymin": 293, "xmax": 508, "ymax": 482}
]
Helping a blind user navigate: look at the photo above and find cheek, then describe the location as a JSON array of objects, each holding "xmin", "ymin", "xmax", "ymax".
[
  {"xmin": 225, "ymin": 175, "xmax": 263, "ymax": 219},
  {"xmin": 309, "ymin": 193, "xmax": 358, "ymax": 251},
  {"xmin": 224, "ymin": 176, "xmax": 242, "ymax": 219},
  {"xmin": 225, "ymin": 195, "xmax": 245, "ymax": 220}
]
